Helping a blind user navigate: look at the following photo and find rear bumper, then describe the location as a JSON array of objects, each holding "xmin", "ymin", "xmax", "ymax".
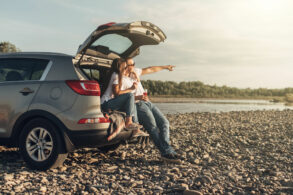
[{"xmin": 65, "ymin": 128, "xmax": 133, "ymax": 149}]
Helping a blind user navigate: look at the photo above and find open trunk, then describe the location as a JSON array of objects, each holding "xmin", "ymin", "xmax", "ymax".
[{"xmin": 73, "ymin": 21, "xmax": 167, "ymax": 95}]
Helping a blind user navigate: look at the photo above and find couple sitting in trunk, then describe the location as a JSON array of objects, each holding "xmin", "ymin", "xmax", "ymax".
[{"xmin": 100, "ymin": 58, "xmax": 183, "ymax": 162}]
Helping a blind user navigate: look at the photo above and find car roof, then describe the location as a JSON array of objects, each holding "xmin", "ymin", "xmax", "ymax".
[{"xmin": 0, "ymin": 52, "xmax": 73, "ymax": 59}]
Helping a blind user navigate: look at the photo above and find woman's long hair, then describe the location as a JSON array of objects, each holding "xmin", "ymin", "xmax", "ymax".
[{"xmin": 103, "ymin": 58, "xmax": 125, "ymax": 95}]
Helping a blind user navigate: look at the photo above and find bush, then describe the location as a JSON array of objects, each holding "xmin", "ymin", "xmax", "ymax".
[{"xmin": 285, "ymin": 93, "xmax": 293, "ymax": 103}]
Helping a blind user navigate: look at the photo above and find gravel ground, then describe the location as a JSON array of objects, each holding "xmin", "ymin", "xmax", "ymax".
[{"xmin": 0, "ymin": 110, "xmax": 293, "ymax": 194}]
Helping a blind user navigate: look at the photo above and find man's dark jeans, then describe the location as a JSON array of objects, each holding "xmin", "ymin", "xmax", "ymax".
[{"xmin": 135, "ymin": 101, "xmax": 175, "ymax": 155}]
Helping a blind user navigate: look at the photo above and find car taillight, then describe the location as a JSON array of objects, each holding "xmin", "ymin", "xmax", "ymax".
[
  {"xmin": 78, "ymin": 117, "xmax": 110, "ymax": 124},
  {"xmin": 66, "ymin": 80, "xmax": 100, "ymax": 96}
]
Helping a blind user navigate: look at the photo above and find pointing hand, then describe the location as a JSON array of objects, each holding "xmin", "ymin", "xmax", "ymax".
[{"xmin": 166, "ymin": 65, "xmax": 175, "ymax": 71}]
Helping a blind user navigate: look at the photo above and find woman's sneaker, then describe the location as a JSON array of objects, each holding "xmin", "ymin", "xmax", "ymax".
[
  {"xmin": 132, "ymin": 129, "xmax": 149, "ymax": 138},
  {"xmin": 125, "ymin": 123, "xmax": 143, "ymax": 130}
]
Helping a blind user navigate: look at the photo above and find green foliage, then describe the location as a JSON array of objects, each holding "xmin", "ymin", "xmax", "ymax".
[
  {"xmin": 141, "ymin": 80, "xmax": 291, "ymax": 98},
  {"xmin": 285, "ymin": 93, "xmax": 293, "ymax": 103},
  {"xmin": 0, "ymin": 42, "xmax": 21, "ymax": 53}
]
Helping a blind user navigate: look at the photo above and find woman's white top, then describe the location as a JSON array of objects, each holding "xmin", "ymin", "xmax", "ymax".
[{"xmin": 100, "ymin": 73, "xmax": 118, "ymax": 104}]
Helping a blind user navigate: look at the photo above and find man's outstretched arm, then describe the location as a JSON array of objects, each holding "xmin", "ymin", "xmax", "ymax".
[{"xmin": 141, "ymin": 65, "xmax": 175, "ymax": 75}]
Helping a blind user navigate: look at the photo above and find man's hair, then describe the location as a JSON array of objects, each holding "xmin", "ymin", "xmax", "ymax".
[{"xmin": 125, "ymin": 57, "xmax": 132, "ymax": 62}]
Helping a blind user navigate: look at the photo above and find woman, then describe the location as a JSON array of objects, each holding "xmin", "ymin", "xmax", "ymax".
[{"xmin": 101, "ymin": 58, "xmax": 146, "ymax": 139}]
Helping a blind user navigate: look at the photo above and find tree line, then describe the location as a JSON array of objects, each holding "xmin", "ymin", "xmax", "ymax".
[
  {"xmin": 141, "ymin": 80, "xmax": 293, "ymax": 98},
  {"xmin": 1, "ymin": 41, "xmax": 292, "ymax": 99}
]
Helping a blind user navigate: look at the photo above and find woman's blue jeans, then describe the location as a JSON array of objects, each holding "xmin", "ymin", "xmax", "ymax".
[
  {"xmin": 135, "ymin": 101, "xmax": 175, "ymax": 156},
  {"xmin": 101, "ymin": 93, "xmax": 135, "ymax": 117}
]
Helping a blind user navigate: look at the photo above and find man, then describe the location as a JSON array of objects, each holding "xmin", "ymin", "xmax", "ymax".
[{"xmin": 123, "ymin": 58, "xmax": 183, "ymax": 163}]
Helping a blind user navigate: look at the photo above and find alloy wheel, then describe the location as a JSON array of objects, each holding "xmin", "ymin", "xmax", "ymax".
[{"xmin": 25, "ymin": 127, "xmax": 53, "ymax": 162}]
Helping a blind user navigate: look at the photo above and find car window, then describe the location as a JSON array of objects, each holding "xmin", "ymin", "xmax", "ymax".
[
  {"xmin": 81, "ymin": 68, "xmax": 100, "ymax": 80},
  {"xmin": 91, "ymin": 34, "xmax": 132, "ymax": 54},
  {"xmin": 0, "ymin": 58, "xmax": 49, "ymax": 82}
]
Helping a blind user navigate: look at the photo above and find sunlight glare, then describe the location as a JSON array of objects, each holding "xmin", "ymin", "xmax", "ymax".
[{"xmin": 254, "ymin": 0, "xmax": 283, "ymax": 11}]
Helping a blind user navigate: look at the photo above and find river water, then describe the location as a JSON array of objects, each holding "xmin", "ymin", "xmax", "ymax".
[{"xmin": 155, "ymin": 99, "xmax": 293, "ymax": 114}]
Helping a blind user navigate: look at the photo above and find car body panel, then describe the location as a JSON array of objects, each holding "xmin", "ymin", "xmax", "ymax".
[
  {"xmin": 28, "ymin": 81, "xmax": 78, "ymax": 115},
  {"xmin": 56, "ymin": 95, "xmax": 108, "ymax": 131},
  {"xmin": 0, "ymin": 81, "xmax": 41, "ymax": 137},
  {"xmin": 65, "ymin": 128, "xmax": 132, "ymax": 148}
]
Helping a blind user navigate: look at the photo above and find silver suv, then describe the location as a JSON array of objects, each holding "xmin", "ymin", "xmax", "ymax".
[{"xmin": 0, "ymin": 21, "xmax": 166, "ymax": 170}]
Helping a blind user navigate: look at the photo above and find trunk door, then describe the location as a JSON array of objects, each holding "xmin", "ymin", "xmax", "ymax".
[{"xmin": 74, "ymin": 21, "xmax": 166, "ymax": 65}]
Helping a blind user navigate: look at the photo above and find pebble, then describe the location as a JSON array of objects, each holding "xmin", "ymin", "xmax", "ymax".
[
  {"xmin": 183, "ymin": 190, "xmax": 203, "ymax": 195},
  {"xmin": 88, "ymin": 158, "xmax": 99, "ymax": 164},
  {"xmin": 39, "ymin": 186, "xmax": 47, "ymax": 193},
  {"xmin": 13, "ymin": 185, "xmax": 23, "ymax": 192},
  {"xmin": 59, "ymin": 166, "xmax": 67, "ymax": 172},
  {"xmin": 4, "ymin": 174, "xmax": 14, "ymax": 181},
  {"xmin": 161, "ymin": 175, "xmax": 170, "ymax": 182},
  {"xmin": 181, "ymin": 183, "xmax": 189, "ymax": 190},
  {"xmin": 0, "ymin": 110, "xmax": 292, "ymax": 194},
  {"xmin": 59, "ymin": 174, "xmax": 67, "ymax": 180},
  {"xmin": 138, "ymin": 174, "xmax": 144, "ymax": 180},
  {"xmin": 136, "ymin": 180, "xmax": 143, "ymax": 185},
  {"xmin": 107, "ymin": 166, "xmax": 118, "ymax": 171},
  {"xmin": 170, "ymin": 167, "xmax": 180, "ymax": 174},
  {"xmin": 40, "ymin": 177, "xmax": 48, "ymax": 183},
  {"xmin": 123, "ymin": 175, "xmax": 130, "ymax": 180},
  {"xmin": 89, "ymin": 186, "xmax": 98, "ymax": 193},
  {"xmin": 193, "ymin": 159, "xmax": 200, "ymax": 164},
  {"xmin": 121, "ymin": 152, "xmax": 126, "ymax": 160},
  {"xmin": 19, "ymin": 171, "xmax": 30, "ymax": 175},
  {"xmin": 154, "ymin": 186, "xmax": 164, "ymax": 191}
]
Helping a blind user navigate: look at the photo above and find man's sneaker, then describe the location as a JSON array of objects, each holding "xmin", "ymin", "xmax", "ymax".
[
  {"xmin": 172, "ymin": 153, "xmax": 185, "ymax": 161},
  {"xmin": 161, "ymin": 153, "xmax": 182, "ymax": 164}
]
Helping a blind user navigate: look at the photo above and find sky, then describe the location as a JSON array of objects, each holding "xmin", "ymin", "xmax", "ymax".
[{"xmin": 1, "ymin": 0, "xmax": 293, "ymax": 89}]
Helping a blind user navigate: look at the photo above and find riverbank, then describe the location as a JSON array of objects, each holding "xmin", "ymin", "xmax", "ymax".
[
  {"xmin": 150, "ymin": 96, "xmax": 283, "ymax": 103},
  {"xmin": 0, "ymin": 110, "xmax": 292, "ymax": 194}
]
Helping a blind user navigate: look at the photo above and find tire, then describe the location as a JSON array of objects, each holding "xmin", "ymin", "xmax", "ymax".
[
  {"xmin": 19, "ymin": 118, "xmax": 68, "ymax": 170},
  {"xmin": 98, "ymin": 143, "xmax": 121, "ymax": 153}
]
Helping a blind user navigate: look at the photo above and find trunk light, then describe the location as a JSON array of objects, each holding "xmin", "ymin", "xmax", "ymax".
[{"xmin": 78, "ymin": 117, "xmax": 110, "ymax": 124}]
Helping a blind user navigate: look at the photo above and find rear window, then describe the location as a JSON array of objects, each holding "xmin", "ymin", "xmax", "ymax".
[
  {"xmin": 0, "ymin": 58, "xmax": 49, "ymax": 82},
  {"xmin": 91, "ymin": 34, "xmax": 132, "ymax": 54}
]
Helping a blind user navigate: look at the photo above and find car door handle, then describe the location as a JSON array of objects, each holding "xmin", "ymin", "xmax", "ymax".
[{"xmin": 19, "ymin": 87, "xmax": 34, "ymax": 95}]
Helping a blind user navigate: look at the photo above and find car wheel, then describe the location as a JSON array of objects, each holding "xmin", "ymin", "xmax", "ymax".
[
  {"xmin": 19, "ymin": 118, "xmax": 68, "ymax": 170},
  {"xmin": 98, "ymin": 143, "xmax": 121, "ymax": 153}
]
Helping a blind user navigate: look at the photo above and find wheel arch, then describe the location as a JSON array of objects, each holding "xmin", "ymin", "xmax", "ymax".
[{"xmin": 11, "ymin": 109, "xmax": 74, "ymax": 153}]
